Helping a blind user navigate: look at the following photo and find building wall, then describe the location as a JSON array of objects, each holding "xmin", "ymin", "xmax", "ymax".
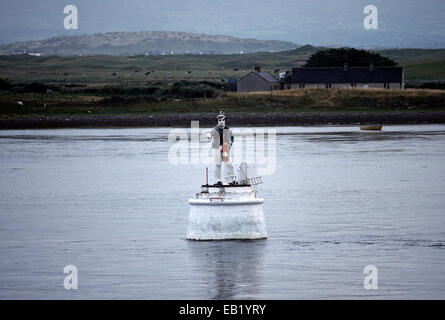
[
  {"xmin": 237, "ymin": 73, "xmax": 278, "ymax": 92},
  {"xmin": 290, "ymin": 82, "xmax": 404, "ymax": 89}
]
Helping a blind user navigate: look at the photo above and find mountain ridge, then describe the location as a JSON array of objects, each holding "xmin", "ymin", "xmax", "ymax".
[{"xmin": 0, "ymin": 31, "xmax": 299, "ymax": 56}]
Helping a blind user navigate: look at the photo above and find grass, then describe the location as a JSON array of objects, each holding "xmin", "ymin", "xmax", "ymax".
[
  {"xmin": 1, "ymin": 47, "xmax": 445, "ymax": 85},
  {"xmin": 403, "ymin": 59, "xmax": 445, "ymax": 80},
  {"xmin": 2, "ymin": 88, "xmax": 445, "ymax": 118}
]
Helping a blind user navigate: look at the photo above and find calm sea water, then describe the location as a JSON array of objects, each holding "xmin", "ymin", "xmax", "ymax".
[{"xmin": 1, "ymin": 125, "xmax": 445, "ymax": 299}]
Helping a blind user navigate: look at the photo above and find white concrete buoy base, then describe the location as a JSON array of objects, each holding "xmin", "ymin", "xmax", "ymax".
[{"xmin": 186, "ymin": 186, "xmax": 267, "ymax": 240}]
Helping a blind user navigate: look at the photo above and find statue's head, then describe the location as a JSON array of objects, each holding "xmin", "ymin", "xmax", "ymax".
[{"xmin": 217, "ymin": 111, "xmax": 226, "ymax": 129}]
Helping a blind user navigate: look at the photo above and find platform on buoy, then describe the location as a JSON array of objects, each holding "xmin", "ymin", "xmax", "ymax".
[{"xmin": 186, "ymin": 164, "xmax": 267, "ymax": 241}]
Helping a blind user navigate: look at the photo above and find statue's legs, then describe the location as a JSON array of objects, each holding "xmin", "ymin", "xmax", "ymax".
[
  {"xmin": 212, "ymin": 147, "xmax": 222, "ymax": 183},
  {"xmin": 213, "ymin": 146, "xmax": 235, "ymax": 184},
  {"xmin": 224, "ymin": 158, "xmax": 234, "ymax": 183}
]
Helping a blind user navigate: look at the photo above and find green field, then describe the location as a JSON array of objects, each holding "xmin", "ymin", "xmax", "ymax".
[
  {"xmin": 403, "ymin": 59, "xmax": 445, "ymax": 80},
  {"xmin": 1, "ymin": 46, "xmax": 445, "ymax": 85},
  {"xmin": 1, "ymin": 46, "xmax": 445, "ymax": 119}
]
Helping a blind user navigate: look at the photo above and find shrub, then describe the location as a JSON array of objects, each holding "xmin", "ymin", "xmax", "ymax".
[
  {"xmin": 161, "ymin": 84, "xmax": 217, "ymax": 99},
  {"xmin": 304, "ymin": 48, "xmax": 397, "ymax": 67},
  {"xmin": 23, "ymin": 82, "xmax": 47, "ymax": 94},
  {"xmin": 0, "ymin": 78, "xmax": 12, "ymax": 91}
]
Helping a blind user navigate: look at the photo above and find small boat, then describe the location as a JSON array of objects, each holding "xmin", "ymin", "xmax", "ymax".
[{"xmin": 360, "ymin": 125, "xmax": 382, "ymax": 131}]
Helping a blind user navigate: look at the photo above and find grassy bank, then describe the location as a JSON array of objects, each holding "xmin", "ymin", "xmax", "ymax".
[{"xmin": 1, "ymin": 88, "xmax": 445, "ymax": 118}]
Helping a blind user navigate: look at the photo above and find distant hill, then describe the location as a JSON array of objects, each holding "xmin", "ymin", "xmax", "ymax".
[{"xmin": 0, "ymin": 31, "xmax": 299, "ymax": 56}]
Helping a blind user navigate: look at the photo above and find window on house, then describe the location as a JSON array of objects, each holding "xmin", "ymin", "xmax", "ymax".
[
  {"xmin": 384, "ymin": 83, "xmax": 390, "ymax": 89},
  {"xmin": 299, "ymin": 83, "xmax": 305, "ymax": 88},
  {"xmin": 325, "ymin": 83, "xmax": 332, "ymax": 89}
]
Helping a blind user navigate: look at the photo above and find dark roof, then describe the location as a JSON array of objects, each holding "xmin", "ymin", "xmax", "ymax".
[
  {"xmin": 239, "ymin": 71, "xmax": 279, "ymax": 83},
  {"xmin": 256, "ymin": 71, "xmax": 279, "ymax": 83},
  {"xmin": 291, "ymin": 67, "xmax": 403, "ymax": 84}
]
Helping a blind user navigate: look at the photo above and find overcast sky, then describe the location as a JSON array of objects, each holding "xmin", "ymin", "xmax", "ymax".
[{"xmin": 1, "ymin": 0, "xmax": 444, "ymax": 48}]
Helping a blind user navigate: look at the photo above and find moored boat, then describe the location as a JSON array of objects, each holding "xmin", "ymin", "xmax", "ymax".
[{"xmin": 360, "ymin": 125, "xmax": 383, "ymax": 131}]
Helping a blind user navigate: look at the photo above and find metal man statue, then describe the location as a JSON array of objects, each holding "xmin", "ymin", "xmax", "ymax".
[{"xmin": 210, "ymin": 111, "xmax": 234, "ymax": 185}]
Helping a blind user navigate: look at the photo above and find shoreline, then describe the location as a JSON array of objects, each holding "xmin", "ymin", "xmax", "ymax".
[{"xmin": 1, "ymin": 112, "xmax": 445, "ymax": 129}]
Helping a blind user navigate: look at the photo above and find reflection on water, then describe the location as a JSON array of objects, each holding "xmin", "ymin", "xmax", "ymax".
[{"xmin": 188, "ymin": 240, "xmax": 266, "ymax": 299}]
